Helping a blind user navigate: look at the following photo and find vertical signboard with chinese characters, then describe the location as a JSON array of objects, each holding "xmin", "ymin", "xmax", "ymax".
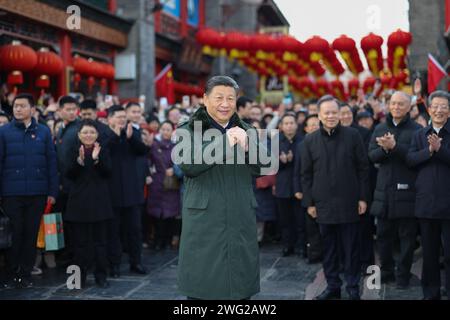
[{"xmin": 259, "ymin": 26, "xmax": 290, "ymax": 104}]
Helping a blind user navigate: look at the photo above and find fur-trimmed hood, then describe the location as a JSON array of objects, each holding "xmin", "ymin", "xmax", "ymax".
[{"xmin": 183, "ymin": 105, "xmax": 250, "ymax": 132}]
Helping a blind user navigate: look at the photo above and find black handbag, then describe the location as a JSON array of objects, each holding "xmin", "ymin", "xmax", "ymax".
[
  {"xmin": 163, "ymin": 175, "xmax": 180, "ymax": 191},
  {"xmin": 0, "ymin": 207, "xmax": 12, "ymax": 249}
]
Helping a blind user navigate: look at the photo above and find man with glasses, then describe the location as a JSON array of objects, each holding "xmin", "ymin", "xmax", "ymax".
[{"xmin": 407, "ymin": 90, "xmax": 450, "ymax": 300}]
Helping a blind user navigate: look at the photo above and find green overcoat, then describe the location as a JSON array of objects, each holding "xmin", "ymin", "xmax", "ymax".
[{"xmin": 176, "ymin": 106, "xmax": 265, "ymax": 299}]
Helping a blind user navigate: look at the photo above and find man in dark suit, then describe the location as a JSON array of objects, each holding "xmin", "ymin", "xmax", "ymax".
[
  {"xmin": 301, "ymin": 95, "xmax": 370, "ymax": 300},
  {"xmin": 407, "ymin": 90, "xmax": 450, "ymax": 300},
  {"xmin": 369, "ymin": 91, "xmax": 421, "ymax": 289},
  {"xmin": 106, "ymin": 105, "xmax": 150, "ymax": 277}
]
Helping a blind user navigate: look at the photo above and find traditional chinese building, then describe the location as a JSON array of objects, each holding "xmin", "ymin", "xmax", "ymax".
[{"xmin": 0, "ymin": 0, "xmax": 132, "ymax": 99}]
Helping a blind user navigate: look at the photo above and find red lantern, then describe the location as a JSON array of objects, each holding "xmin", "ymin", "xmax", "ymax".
[
  {"xmin": 88, "ymin": 60, "xmax": 104, "ymax": 79},
  {"xmin": 387, "ymin": 29, "xmax": 412, "ymax": 75},
  {"xmin": 224, "ymin": 32, "xmax": 250, "ymax": 53},
  {"xmin": 331, "ymin": 79, "xmax": 346, "ymax": 100},
  {"xmin": 363, "ymin": 76, "xmax": 376, "ymax": 94},
  {"xmin": 315, "ymin": 78, "xmax": 331, "ymax": 96},
  {"xmin": 361, "ymin": 33, "xmax": 384, "ymax": 75},
  {"xmin": 73, "ymin": 56, "xmax": 91, "ymax": 75},
  {"xmin": 279, "ymin": 35, "xmax": 302, "ymax": 53},
  {"xmin": 196, "ymin": 28, "xmax": 222, "ymax": 55},
  {"xmin": 309, "ymin": 60, "xmax": 326, "ymax": 77},
  {"xmin": 251, "ymin": 33, "xmax": 277, "ymax": 53},
  {"xmin": 34, "ymin": 48, "xmax": 63, "ymax": 76},
  {"xmin": 34, "ymin": 47, "xmax": 63, "ymax": 92},
  {"xmin": 105, "ymin": 64, "xmax": 115, "ymax": 79},
  {"xmin": 0, "ymin": 40, "xmax": 37, "ymax": 90},
  {"xmin": 332, "ymin": 35, "xmax": 364, "ymax": 75},
  {"xmin": 298, "ymin": 77, "xmax": 315, "ymax": 98},
  {"xmin": 304, "ymin": 36, "xmax": 329, "ymax": 62},
  {"xmin": 347, "ymin": 78, "xmax": 360, "ymax": 97}
]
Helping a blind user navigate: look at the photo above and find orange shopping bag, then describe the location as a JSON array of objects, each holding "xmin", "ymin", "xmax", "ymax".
[{"xmin": 36, "ymin": 201, "xmax": 53, "ymax": 249}]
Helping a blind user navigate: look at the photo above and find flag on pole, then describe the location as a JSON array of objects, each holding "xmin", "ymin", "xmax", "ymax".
[
  {"xmin": 427, "ymin": 54, "xmax": 447, "ymax": 93},
  {"xmin": 155, "ymin": 63, "xmax": 175, "ymax": 105}
]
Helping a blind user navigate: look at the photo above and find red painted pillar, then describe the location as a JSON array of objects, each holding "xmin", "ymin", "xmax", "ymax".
[
  {"xmin": 154, "ymin": 8, "xmax": 161, "ymax": 33},
  {"xmin": 58, "ymin": 33, "xmax": 72, "ymax": 98},
  {"xmin": 108, "ymin": 0, "xmax": 117, "ymax": 14},
  {"xmin": 180, "ymin": 0, "xmax": 188, "ymax": 37},
  {"xmin": 199, "ymin": 0, "xmax": 205, "ymax": 28}
]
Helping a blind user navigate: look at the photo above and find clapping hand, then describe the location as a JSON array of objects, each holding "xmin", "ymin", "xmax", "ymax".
[
  {"xmin": 78, "ymin": 145, "xmax": 85, "ymax": 166},
  {"xmin": 286, "ymin": 150, "xmax": 293, "ymax": 162},
  {"xmin": 428, "ymin": 133, "xmax": 442, "ymax": 153},
  {"xmin": 126, "ymin": 123, "xmax": 133, "ymax": 139},
  {"xmin": 279, "ymin": 151, "xmax": 287, "ymax": 164},
  {"xmin": 376, "ymin": 132, "xmax": 396, "ymax": 152},
  {"xmin": 110, "ymin": 123, "xmax": 121, "ymax": 137},
  {"xmin": 92, "ymin": 142, "xmax": 101, "ymax": 161}
]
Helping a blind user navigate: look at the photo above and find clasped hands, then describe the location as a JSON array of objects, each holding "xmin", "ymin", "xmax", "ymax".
[{"xmin": 226, "ymin": 126, "xmax": 248, "ymax": 151}]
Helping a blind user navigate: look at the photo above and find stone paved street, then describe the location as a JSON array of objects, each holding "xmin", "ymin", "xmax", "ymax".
[{"xmin": 0, "ymin": 243, "xmax": 439, "ymax": 300}]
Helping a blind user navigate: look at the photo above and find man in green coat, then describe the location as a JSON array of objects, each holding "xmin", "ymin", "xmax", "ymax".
[{"xmin": 174, "ymin": 76, "xmax": 272, "ymax": 300}]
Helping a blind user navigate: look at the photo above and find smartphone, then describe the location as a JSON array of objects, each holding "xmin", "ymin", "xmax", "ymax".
[
  {"xmin": 182, "ymin": 95, "xmax": 190, "ymax": 108},
  {"xmin": 282, "ymin": 97, "xmax": 293, "ymax": 105},
  {"xmin": 160, "ymin": 97, "xmax": 168, "ymax": 109}
]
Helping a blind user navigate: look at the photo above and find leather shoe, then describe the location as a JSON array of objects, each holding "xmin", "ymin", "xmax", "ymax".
[
  {"xmin": 95, "ymin": 279, "xmax": 110, "ymax": 289},
  {"xmin": 308, "ymin": 257, "xmax": 322, "ymax": 264},
  {"xmin": 109, "ymin": 265, "xmax": 120, "ymax": 278},
  {"xmin": 314, "ymin": 288, "xmax": 341, "ymax": 300},
  {"xmin": 281, "ymin": 247, "xmax": 294, "ymax": 257},
  {"xmin": 381, "ymin": 273, "xmax": 395, "ymax": 284},
  {"xmin": 297, "ymin": 249, "xmax": 307, "ymax": 259},
  {"xmin": 130, "ymin": 264, "xmax": 148, "ymax": 275},
  {"xmin": 347, "ymin": 291, "xmax": 360, "ymax": 300}
]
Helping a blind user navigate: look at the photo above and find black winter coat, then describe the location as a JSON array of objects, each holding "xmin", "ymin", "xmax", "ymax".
[
  {"xmin": 56, "ymin": 119, "xmax": 81, "ymax": 193},
  {"xmin": 107, "ymin": 126, "xmax": 150, "ymax": 207},
  {"xmin": 275, "ymin": 132, "xmax": 302, "ymax": 198},
  {"xmin": 301, "ymin": 124, "xmax": 370, "ymax": 224},
  {"xmin": 369, "ymin": 114, "xmax": 421, "ymax": 219},
  {"xmin": 64, "ymin": 143, "xmax": 113, "ymax": 223},
  {"xmin": 406, "ymin": 120, "xmax": 450, "ymax": 220}
]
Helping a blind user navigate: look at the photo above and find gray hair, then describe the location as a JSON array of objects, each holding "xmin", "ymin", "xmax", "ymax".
[
  {"xmin": 391, "ymin": 91, "xmax": 412, "ymax": 104},
  {"xmin": 317, "ymin": 94, "xmax": 339, "ymax": 111},
  {"xmin": 205, "ymin": 76, "xmax": 240, "ymax": 96},
  {"xmin": 428, "ymin": 90, "xmax": 450, "ymax": 106}
]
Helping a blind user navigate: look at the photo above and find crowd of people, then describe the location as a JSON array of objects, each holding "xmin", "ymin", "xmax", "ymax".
[{"xmin": 0, "ymin": 78, "xmax": 449, "ymax": 300}]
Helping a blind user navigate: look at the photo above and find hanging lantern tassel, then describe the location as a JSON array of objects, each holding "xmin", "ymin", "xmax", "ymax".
[
  {"xmin": 87, "ymin": 76, "xmax": 96, "ymax": 92},
  {"xmin": 100, "ymin": 78, "xmax": 108, "ymax": 93},
  {"xmin": 36, "ymin": 75, "xmax": 50, "ymax": 88},
  {"xmin": 7, "ymin": 71, "xmax": 24, "ymax": 94},
  {"xmin": 74, "ymin": 73, "xmax": 81, "ymax": 90},
  {"xmin": 36, "ymin": 75, "xmax": 50, "ymax": 96}
]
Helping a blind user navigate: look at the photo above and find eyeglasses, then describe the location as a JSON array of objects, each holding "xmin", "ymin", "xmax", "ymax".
[{"xmin": 429, "ymin": 104, "xmax": 449, "ymax": 111}]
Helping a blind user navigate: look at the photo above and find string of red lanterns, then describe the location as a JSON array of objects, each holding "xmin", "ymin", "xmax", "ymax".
[
  {"xmin": 0, "ymin": 41, "xmax": 115, "ymax": 95},
  {"xmin": 195, "ymin": 28, "xmax": 412, "ymax": 98}
]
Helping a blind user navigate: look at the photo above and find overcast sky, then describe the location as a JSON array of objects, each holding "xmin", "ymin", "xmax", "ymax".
[{"xmin": 275, "ymin": 0, "xmax": 410, "ymax": 73}]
